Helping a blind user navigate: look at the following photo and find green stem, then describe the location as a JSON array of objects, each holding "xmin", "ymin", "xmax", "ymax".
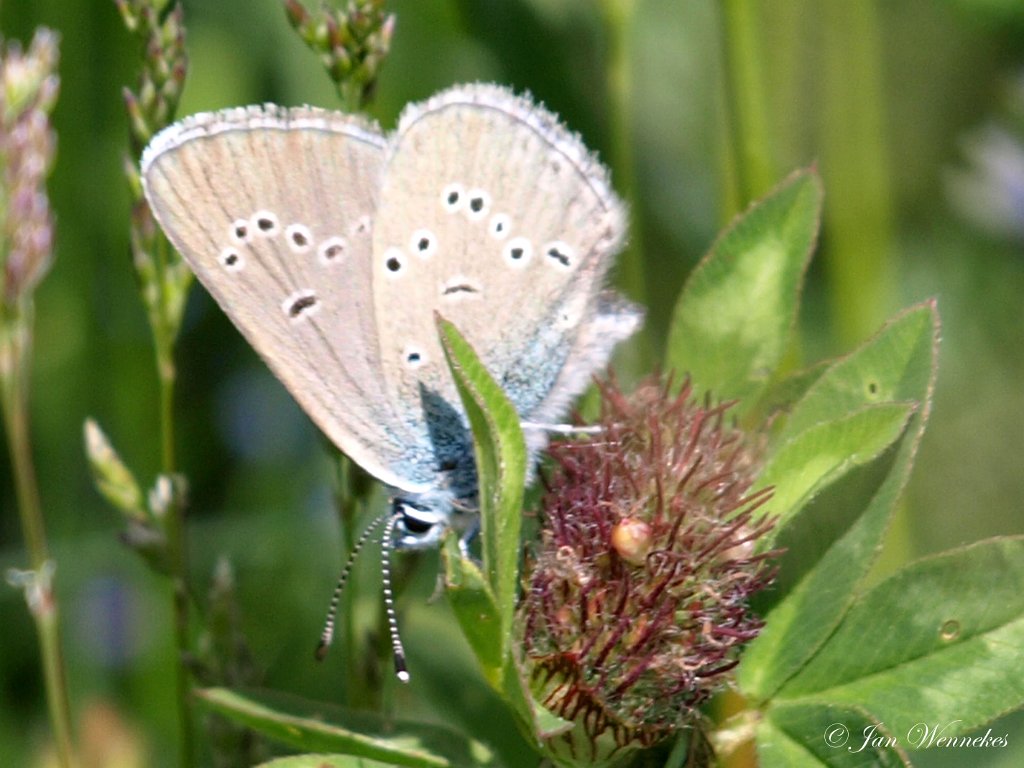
[
  {"xmin": 152, "ymin": 235, "xmax": 194, "ymax": 768},
  {"xmin": 600, "ymin": 0, "xmax": 646, "ymax": 307},
  {"xmin": 1, "ymin": 308, "xmax": 76, "ymax": 768},
  {"xmin": 338, "ymin": 80, "xmax": 362, "ymax": 113},
  {"xmin": 598, "ymin": 0, "xmax": 655, "ymax": 375},
  {"xmin": 819, "ymin": 0, "xmax": 895, "ymax": 346},
  {"xmin": 718, "ymin": 0, "xmax": 776, "ymax": 216}
]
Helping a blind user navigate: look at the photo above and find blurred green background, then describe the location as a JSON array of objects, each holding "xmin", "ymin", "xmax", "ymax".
[{"xmin": 1, "ymin": 0, "xmax": 1023, "ymax": 765}]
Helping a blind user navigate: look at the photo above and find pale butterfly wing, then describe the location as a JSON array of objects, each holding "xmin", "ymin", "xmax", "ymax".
[
  {"xmin": 141, "ymin": 106, "xmax": 431, "ymax": 494},
  {"xmin": 371, "ymin": 84, "xmax": 638, "ymax": 475}
]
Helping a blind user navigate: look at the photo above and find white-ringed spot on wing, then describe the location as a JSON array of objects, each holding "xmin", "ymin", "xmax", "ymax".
[
  {"xmin": 285, "ymin": 223, "xmax": 313, "ymax": 254},
  {"xmin": 251, "ymin": 210, "xmax": 280, "ymax": 237},
  {"xmin": 441, "ymin": 182, "xmax": 465, "ymax": 213},
  {"xmin": 409, "ymin": 228, "xmax": 437, "ymax": 259},
  {"xmin": 229, "ymin": 218, "xmax": 251, "ymax": 244},
  {"xmin": 465, "ymin": 189, "xmax": 491, "ymax": 221},
  {"xmin": 317, "ymin": 236, "xmax": 348, "ymax": 265},
  {"xmin": 488, "ymin": 213, "xmax": 512, "ymax": 240},
  {"xmin": 218, "ymin": 247, "xmax": 245, "ymax": 272},
  {"xmin": 281, "ymin": 289, "xmax": 320, "ymax": 321},
  {"xmin": 351, "ymin": 214, "xmax": 372, "ymax": 237},
  {"xmin": 440, "ymin": 274, "xmax": 482, "ymax": 301},
  {"xmin": 383, "ymin": 247, "xmax": 407, "ymax": 278},
  {"xmin": 402, "ymin": 345, "xmax": 428, "ymax": 371},
  {"xmin": 502, "ymin": 236, "xmax": 533, "ymax": 269},
  {"xmin": 543, "ymin": 240, "xmax": 575, "ymax": 271}
]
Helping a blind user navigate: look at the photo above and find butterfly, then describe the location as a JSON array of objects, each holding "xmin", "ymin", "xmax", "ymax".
[{"xmin": 142, "ymin": 83, "xmax": 641, "ymax": 677}]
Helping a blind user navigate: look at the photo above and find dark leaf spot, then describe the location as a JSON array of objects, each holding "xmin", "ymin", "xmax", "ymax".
[
  {"xmin": 387, "ymin": 256, "xmax": 402, "ymax": 272},
  {"xmin": 234, "ymin": 224, "xmax": 247, "ymax": 238},
  {"xmin": 510, "ymin": 247, "xmax": 524, "ymax": 260},
  {"xmin": 407, "ymin": 351, "xmax": 421, "ymax": 363},
  {"xmin": 418, "ymin": 237, "xmax": 430, "ymax": 251},
  {"xmin": 447, "ymin": 190, "xmax": 459, "ymax": 205},
  {"xmin": 470, "ymin": 197, "xmax": 484, "ymax": 212},
  {"xmin": 257, "ymin": 217, "xmax": 274, "ymax": 231},
  {"xmin": 225, "ymin": 252, "xmax": 238, "ymax": 266},
  {"xmin": 324, "ymin": 244, "xmax": 343, "ymax": 259},
  {"xmin": 291, "ymin": 230, "xmax": 308, "ymax": 246}
]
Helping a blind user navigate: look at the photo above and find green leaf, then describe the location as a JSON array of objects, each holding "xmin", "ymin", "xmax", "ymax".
[
  {"xmin": 666, "ymin": 168, "xmax": 822, "ymax": 408},
  {"xmin": 778, "ymin": 537, "xmax": 1024, "ymax": 738},
  {"xmin": 757, "ymin": 702, "xmax": 909, "ymax": 767},
  {"xmin": 778, "ymin": 303, "xmax": 936, "ymax": 441},
  {"xmin": 196, "ymin": 688, "xmax": 493, "ymax": 768},
  {"xmin": 82, "ymin": 418, "xmax": 145, "ymax": 518},
  {"xmin": 755, "ymin": 403, "xmax": 915, "ymax": 545},
  {"xmin": 437, "ymin": 316, "xmax": 527, "ymax": 661},
  {"xmin": 749, "ymin": 359, "xmax": 830, "ymax": 431},
  {"xmin": 738, "ymin": 301, "xmax": 939, "ymax": 701},
  {"xmin": 440, "ymin": 535, "xmax": 503, "ymax": 689}
]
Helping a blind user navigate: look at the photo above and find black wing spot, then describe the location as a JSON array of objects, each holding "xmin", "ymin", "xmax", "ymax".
[
  {"xmin": 443, "ymin": 283, "xmax": 479, "ymax": 295},
  {"xmin": 547, "ymin": 246, "xmax": 571, "ymax": 267},
  {"xmin": 287, "ymin": 293, "xmax": 318, "ymax": 318}
]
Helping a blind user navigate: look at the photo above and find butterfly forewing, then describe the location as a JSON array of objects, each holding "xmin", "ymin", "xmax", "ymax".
[
  {"xmin": 371, "ymin": 85, "xmax": 628, "ymax": 450},
  {"xmin": 142, "ymin": 106, "xmax": 430, "ymax": 493}
]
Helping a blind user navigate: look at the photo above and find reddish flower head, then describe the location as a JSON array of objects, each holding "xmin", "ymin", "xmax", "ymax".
[{"xmin": 519, "ymin": 378, "xmax": 777, "ymax": 761}]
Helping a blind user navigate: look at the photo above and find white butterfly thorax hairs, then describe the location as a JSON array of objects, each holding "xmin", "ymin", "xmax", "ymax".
[{"xmin": 141, "ymin": 84, "xmax": 642, "ymax": 677}]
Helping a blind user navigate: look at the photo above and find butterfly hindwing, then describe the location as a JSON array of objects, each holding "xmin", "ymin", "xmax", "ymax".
[{"xmin": 370, "ymin": 85, "xmax": 633, "ymax": 466}]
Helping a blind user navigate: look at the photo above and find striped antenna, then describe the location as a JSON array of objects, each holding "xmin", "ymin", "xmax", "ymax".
[
  {"xmin": 380, "ymin": 513, "xmax": 410, "ymax": 682},
  {"xmin": 315, "ymin": 512, "xmax": 388, "ymax": 661}
]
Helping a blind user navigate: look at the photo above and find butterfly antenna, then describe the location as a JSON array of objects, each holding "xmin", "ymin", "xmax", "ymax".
[
  {"xmin": 380, "ymin": 513, "xmax": 410, "ymax": 682},
  {"xmin": 315, "ymin": 512, "xmax": 388, "ymax": 661}
]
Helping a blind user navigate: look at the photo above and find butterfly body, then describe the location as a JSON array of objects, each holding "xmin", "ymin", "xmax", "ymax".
[{"xmin": 141, "ymin": 84, "xmax": 641, "ymax": 548}]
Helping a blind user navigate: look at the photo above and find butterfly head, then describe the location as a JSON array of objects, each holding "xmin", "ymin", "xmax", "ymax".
[{"xmin": 390, "ymin": 490, "xmax": 476, "ymax": 550}]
